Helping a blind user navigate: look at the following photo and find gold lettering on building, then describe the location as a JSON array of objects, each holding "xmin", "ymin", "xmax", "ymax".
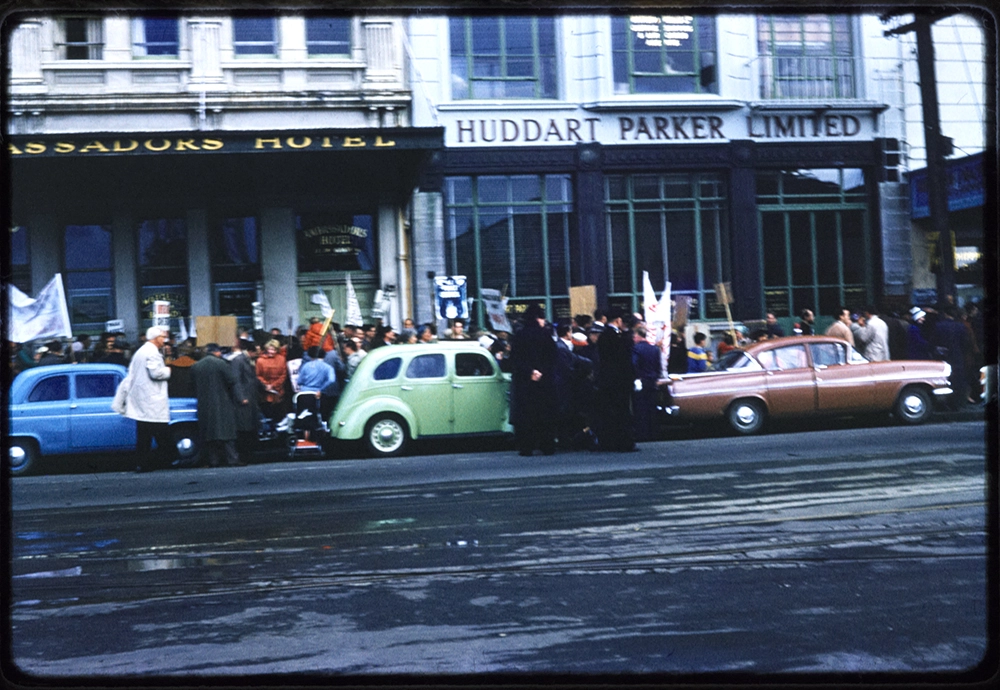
[
  {"xmin": 25, "ymin": 142, "xmax": 46, "ymax": 154},
  {"xmin": 144, "ymin": 139, "xmax": 172, "ymax": 152},
  {"xmin": 80, "ymin": 141, "xmax": 110, "ymax": 153},
  {"xmin": 113, "ymin": 140, "xmax": 139, "ymax": 152},
  {"xmin": 255, "ymin": 138, "xmax": 283, "ymax": 149},
  {"xmin": 286, "ymin": 137, "xmax": 312, "ymax": 149},
  {"xmin": 375, "ymin": 136, "xmax": 396, "ymax": 147},
  {"xmin": 342, "ymin": 136, "xmax": 366, "ymax": 147},
  {"xmin": 175, "ymin": 139, "xmax": 200, "ymax": 151},
  {"xmin": 55, "ymin": 142, "xmax": 76, "ymax": 153},
  {"xmin": 201, "ymin": 138, "xmax": 224, "ymax": 151}
]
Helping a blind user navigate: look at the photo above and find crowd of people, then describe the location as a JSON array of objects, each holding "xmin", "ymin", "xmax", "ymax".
[{"xmin": 9, "ymin": 296, "xmax": 985, "ymax": 469}]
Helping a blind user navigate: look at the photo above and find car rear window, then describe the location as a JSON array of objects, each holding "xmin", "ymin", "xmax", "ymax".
[
  {"xmin": 76, "ymin": 373, "xmax": 118, "ymax": 399},
  {"xmin": 28, "ymin": 375, "xmax": 70, "ymax": 402},
  {"xmin": 456, "ymin": 352, "xmax": 494, "ymax": 377},
  {"xmin": 373, "ymin": 357, "xmax": 403, "ymax": 381},
  {"xmin": 406, "ymin": 353, "xmax": 446, "ymax": 379}
]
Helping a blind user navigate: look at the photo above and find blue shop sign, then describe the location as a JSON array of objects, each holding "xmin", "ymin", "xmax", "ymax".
[{"xmin": 910, "ymin": 153, "xmax": 984, "ymax": 219}]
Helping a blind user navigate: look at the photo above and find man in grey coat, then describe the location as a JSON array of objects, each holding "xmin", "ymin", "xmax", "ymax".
[
  {"xmin": 191, "ymin": 343, "xmax": 244, "ymax": 468},
  {"xmin": 120, "ymin": 326, "xmax": 172, "ymax": 473}
]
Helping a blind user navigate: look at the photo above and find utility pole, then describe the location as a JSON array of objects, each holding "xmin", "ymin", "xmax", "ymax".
[{"xmin": 884, "ymin": 12, "xmax": 957, "ymax": 305}]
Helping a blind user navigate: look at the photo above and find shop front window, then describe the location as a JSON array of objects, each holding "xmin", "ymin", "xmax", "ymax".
[
  {"xmin": 757, "ymin": 169, "xmax": 869, "ymax": 319},
  {"xmin": 64, "ymin": 224, "xmax": 114, "ymax": 331},
  {"xmin": 445, "ymin": 174, "xmax": 575, "ymax": 324},
  {"xmin": 605, "ymin": 173, "xmax": 729, "ymax": 320},
  {"xmin": 138, "ymin": 218, "xmax": 189, "ymax": 330},
  {"xmin": 450, "ymin": 16, "xmax": 558, "ymax": 100},
  {"xmin": 10, "ymin": 226, "xmax": 31, "ymax": 294},
  {"xmin": 612, "ymin": 15, "xmax": 717, "ymax": 94},
  {"xmin": 758, "ymin": 15, "xmax": 856, "ymax": 99},
  {"xmin": 296, "ymin": 213, "xmax": 375, "ymax": 273},
  {"xmin": 212, "ymin": 216, "xmax": 260, "ymax": 283}
]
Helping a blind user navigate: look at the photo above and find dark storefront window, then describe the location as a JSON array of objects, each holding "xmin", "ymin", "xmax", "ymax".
[
  {"xmin": 612, "ymin": 15, "xmax": 717, "ymax": 94},
  {"xmin": 212, "ymin": 217, "xmax": 261, "ymax": 329},
  {"xmin": 64, "ymin": 224, "xmax": 114, "ymax": 331},
  {"xmin": 757, "ymin": 169, "xmax": 869, "ymax": 318},
  {"xmin": 10, "ymin": 226, "xmax": 31, "ymax": 294},
  {"xmin": 758, "ymin": 15, "xmax": 856, "ymax": 99},
  {"xmin": 138, "ymin": 219, "xmax": 189, "ymax": 329},
  {"xmin": 233, "ymin": 15, "xmax": 278, "ymax": 56},
  {"xmin": 445, "ymin": 174, "xmax": 574, "ymax": 324},
  {"xmin": 450, "ymin": 16, "xmax": 558, "ymax": 100},
  {"xmin": 133, "ymin": 15, "xmax": 180, "ymax": 57},
  {"xmin": 296, "ymin": 213, "xmax": 375, "ymax": 273},
  {"xmin": 306, "ymin": 15, "xmax": 351, "ymax": 56},
  {"xmin": 605, "ymin": 173, "xmax": 729, "ymax": 320}
]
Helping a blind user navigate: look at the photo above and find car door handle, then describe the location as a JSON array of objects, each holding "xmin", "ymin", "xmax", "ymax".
[
  {"xmin": 453, "ymin": 384, "xmax": 463, "ymax": 389},
  {"xmin": 69, "ymin": 404, "xmax": 78, "ymax": 409},
  {"xmin": 814, "ymin": 365, "xmax": 827, "ymax": 371},
  {"xmin": 401, "ymin": 385, "xmax": 413, "ymax": 391}
]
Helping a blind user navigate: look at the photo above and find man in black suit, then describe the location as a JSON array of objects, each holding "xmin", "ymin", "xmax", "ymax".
[{"xmin": 594, "ymin": 306, "xmax": 637, "ymax": 452}]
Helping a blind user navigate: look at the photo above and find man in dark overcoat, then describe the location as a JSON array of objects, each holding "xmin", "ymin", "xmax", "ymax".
[
  {"xmin": 631, "ymin": 324, "xmax": 662, "ymax": 442},
  {"xmin": 191, "ymin": 343, "xmax": 243, "ymax": 467},
  {"xmin": 595, "ymin": 306, "xmax": 637, "ymax": 452},
  {"xmin": 510, "ymin": 304, "xmax": 558, "ymax": 456},
  {"xmin": 231, "ymin": 340, "xmax": 262, "ymax": 463}
]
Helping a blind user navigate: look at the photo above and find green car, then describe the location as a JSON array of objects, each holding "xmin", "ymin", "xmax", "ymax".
[{"xmin": 329, "ymin": 342, "xmax": 512, "ymax": 457}]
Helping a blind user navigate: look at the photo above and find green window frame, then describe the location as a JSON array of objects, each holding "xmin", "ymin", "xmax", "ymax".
[
  {"xmin": 758, "ymin": 15, "xmax": 856, "ymax": 99},
  {"xmin": 756, "ymin": 169, "xmax": 871, "ymax": 321},
  {"xmin": 611, "ymin": 15, "xmax": 717, "ymax": 95},
  {"xmin": 444, "ymin": 174, "xmax": 574, "ymax": 325},
  {"xmin": 604, "ymin": 173, "xmax": 729, "ymax": 320},
  {"xmin": 449, "ymin": 16, "xmax": 558, "ymax": 100}
]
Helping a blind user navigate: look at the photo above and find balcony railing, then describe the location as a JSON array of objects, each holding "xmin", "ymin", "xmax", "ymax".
[{"xmin": 759, "ymin": 54, "xmax": 858, "ymax": 100}]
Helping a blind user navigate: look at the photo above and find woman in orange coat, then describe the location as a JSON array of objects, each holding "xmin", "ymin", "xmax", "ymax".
[{"xmin": 256, "ymin": 339, "xmax": 288, "ymax": 420}]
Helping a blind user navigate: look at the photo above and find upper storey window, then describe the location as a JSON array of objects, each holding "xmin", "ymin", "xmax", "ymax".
[
  {"xmin": 132, "ymin": 15, "xmax": 180, "ymax": 57},
  {"xmin": 758, "ymin": 15, "xmax": 856, "ymax": 99},
  {"xmin": 59, "ymin": 17, "xmax": 103, "ymax": 60},
  {"xmin": 233, "ymin": 15, "xmax": 278, "ymax": 56},
  {"xmin": 611, "ymin": 15, "xmax": 717, "ymax": 94},
  {"xmin": 306, "ymin": 15, "xmax": 351, "ymax": 56},
  {"xmin": 450, "ymin": 16, "xmax": 557, "ymax": 100}
]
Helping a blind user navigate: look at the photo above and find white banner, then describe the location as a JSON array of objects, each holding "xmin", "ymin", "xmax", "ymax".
[
  {"xmin": 7, "ymin": 274, "xmax": 73, "ymax": 343},
  {"xmin": 177, "ymin": 316, "xmax": 189, "ymax": 343},
  {"xmin": 311, "ymin": 289, "xmax": 333, "ymax": 319},
  {"xmin": 480, "ymin": 288, "xmax": 511, "ymax": 333},
  {"xmin": 345, "ymin": 274, "xmax": 364, "ymax": 326},
  {"xmin": 153, "ymin": 301, "xmax": 171, "ymax": 329},
  {"xmin": 252, "ymin": 302, "xmax": 264, "ymax": 331},
  {"xmin": 435, "ymin": 276, "xmax": 469, "ymax": 320}
]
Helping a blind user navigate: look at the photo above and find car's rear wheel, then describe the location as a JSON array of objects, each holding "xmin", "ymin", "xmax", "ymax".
[
  {"xmin": 9, "ymin": 439, "xmax": 39, "ymax": 476},
  {"xmin": 172, "ymin": 425, "xmax": 202, "ymax": 467},
  {"xmin": 727, "ymin": 399, "xmax": 766, "ymax": 435},
  {"xmin": 894, "ymin": 386, "xmax": 932, "ymax": 425},
  {"xmin": 365, "ymin": 414, "xmax": 409, "ymax": 458}
]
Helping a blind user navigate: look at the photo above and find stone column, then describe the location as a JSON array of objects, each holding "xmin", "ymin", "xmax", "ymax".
[
  {"xmin": 186, "ymin": 209, "xmax": 213, "ymax": 319},
  {"xmin": 9, "ymin": 18, "xmax": 44, "ymax": 88},
  {"xmin": 410, "ymin": 191, "xmax": 446, "ymax": 325},
  {"xmin": 111, "ymin": 212, "xmax": 140, "ymax": 341},
  {"xmin": 260, "ymin": 207, "xmax": 300, "ymax": 333},
  {"xmin": 362, "ymin": 18, "xmax": 402, "ymax": 88},
  {"xmin": 188, "ymin": 18, "xmax": 225, "ymax": 89}
]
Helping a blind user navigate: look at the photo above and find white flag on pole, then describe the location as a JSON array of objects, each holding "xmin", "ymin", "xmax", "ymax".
[
  {"xmin": 642, "ymin": 271, "xmax": 664, "ymax": 325},
  {"xmin": 311, "ymin": 288, "xmax": 333, "ymax": 319},
  {"xmin": 659, "ymin": 281, "xmax": 672, "ymax": 327},
  {"xmin": 345, "ymin": 274, "xmax": 364, "ymax": 326},
  {"xmin": 7, "ymin": 274, "xmax": 73, "ymax": 343},
  {"xmin": 189, "ymin": 315, "xmax": 197, "ymax": 339}
]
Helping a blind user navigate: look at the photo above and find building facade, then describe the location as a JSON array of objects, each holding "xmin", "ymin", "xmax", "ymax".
[
  {"xmin": 7, "ymin": 11, "xmax": 438, "ymax": 339},
  {"xmin": 6, "ymin": 11, "xmax": 988, "ymax": 341},
  {"xmin": 405, "ymin": 12, "xmax": 988, "ymax": 331}
]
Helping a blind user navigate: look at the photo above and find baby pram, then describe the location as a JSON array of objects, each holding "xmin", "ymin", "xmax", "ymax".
[{"xmin": 276, "ymin": 391, "xmax": 329, "ymax": 458}]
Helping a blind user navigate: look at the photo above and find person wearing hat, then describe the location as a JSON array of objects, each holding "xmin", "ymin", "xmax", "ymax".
[
  {"xmin": 595, "ymin": 306, "xmax": 638, "ymax": 452},
  {"xmin": 191, "ymin": 343, "xmax": 244, "ymax": 468},
  {"xmin": 509, "ymin": 303, "xmax": 558, "ymax": 456},
  {"xmin": 116, "ymin": 326, "xmax": 173, "ymax": 473},
  {"xmin": 907, "ymin": 307, "xmax": 932, "ymax": 360}
]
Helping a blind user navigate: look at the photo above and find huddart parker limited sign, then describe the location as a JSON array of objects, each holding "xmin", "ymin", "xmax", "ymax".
[{"xmin": 7, "ymin": 127, "xmax": 444, "ymax": 158}]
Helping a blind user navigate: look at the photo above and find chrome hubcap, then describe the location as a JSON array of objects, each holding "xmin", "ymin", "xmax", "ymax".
[
  {"xmin": 371, "ymin": 420, "xmax": 403, "ymax": 453},
  {"xmin": 176, "ymin": 437, "xmax": 195, "ymax": 457},
  {"xmin": 903, "ymin": 394, "xmax": 925, "ymax": 416},
  {"xmin": 9, "ymin": 446, "xmax": 27, "ymax": 468},
  {"xmin": 736, "ymin": 405, "xmax": 757, "ymax": 426}
]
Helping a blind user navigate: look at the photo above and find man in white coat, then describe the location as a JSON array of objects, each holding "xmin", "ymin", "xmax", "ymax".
[
  {"xmin": 122, "ymin": 326, "xmax": 173, "ymax": 472},
  {"xmin": 853, "ymin": 305, "xmax": 891, "ymax": 362}
]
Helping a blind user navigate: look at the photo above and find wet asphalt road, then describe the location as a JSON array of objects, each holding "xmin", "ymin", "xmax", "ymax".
[{"xmin": 8, "ymin": 418, "xmax": 992, "ymax": 681}]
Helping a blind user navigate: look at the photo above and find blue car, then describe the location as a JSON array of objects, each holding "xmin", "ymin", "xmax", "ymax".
[{"xmin": 7, "ymin": 363, "xmax": 199, "ymax": 475}]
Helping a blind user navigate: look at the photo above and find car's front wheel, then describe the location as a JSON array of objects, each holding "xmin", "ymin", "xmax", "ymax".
[
  {"xmin": 727, "ymin": 399, "xmax": 766, "ymax": 435},
  {"xmin": 894, "ymin": 386, "xmax": 932, "ymax": 425},
  {"xmin": 9, "ymin": 438, "xmax": 39, "ymax": 476},
  {"xmin": 172, "ymin": 424, "xmax": 202, "ymax": 467},
  {"xmin": 365, "ymin": 414, "xmax": 409, "ymax": 458}
]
